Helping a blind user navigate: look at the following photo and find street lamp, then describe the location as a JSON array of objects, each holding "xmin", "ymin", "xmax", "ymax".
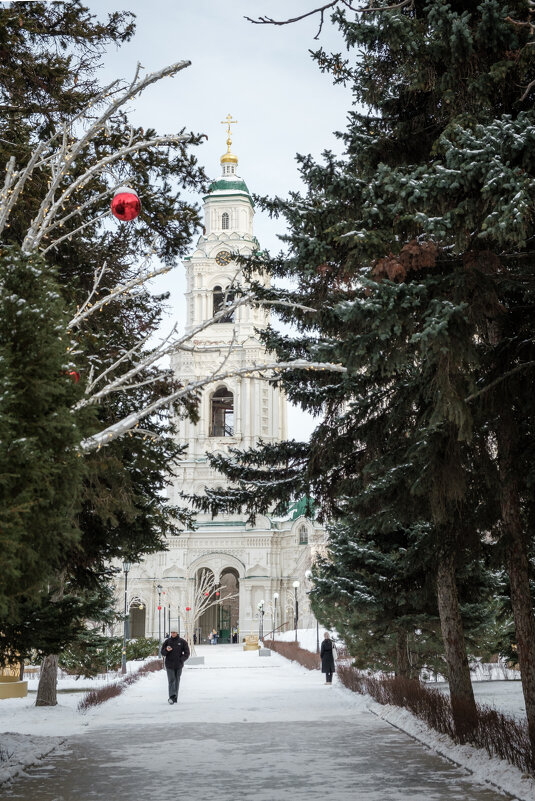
[
  {"xmin": 293, "ymin": 580, "xmax": 300, "ymax": 642},
  {"xmin": 157, "ymin": 584, "xmax": 163, "ymax": 646},
  {"xmin": 257, "ymin": 600, "xmax": 265, "ymax": 641},
  {"xmin": 121, "ymin": 561, "xmax": 131, "ymax": 675},
  {"xmin": 273, "ymin": 592, "xmax": 279, "ymax": 640},
  {"xmin": 305, "ymin": 569, "xmax": 320, "ymax": 654}
]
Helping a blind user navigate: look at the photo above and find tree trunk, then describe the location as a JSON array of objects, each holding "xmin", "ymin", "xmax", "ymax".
[
  {"xmin": 436, "ymin": 552, "xmax": 477, "ymax": 740},
  {"xmin": 36, "ymin": 654, "xmax": 58, "ymax": 706},
  {"xmin": 395, "ymin": 629, "xmax": 409, "ymax": 678},
  {"xmin": 496, "ymin": 412, "xmax": 535, "ymax": 768}
]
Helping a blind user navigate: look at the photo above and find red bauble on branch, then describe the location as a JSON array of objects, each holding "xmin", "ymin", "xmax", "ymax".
[{"xmin": 110, "ymin": 185, "xmax": 141, "ymax": 221}]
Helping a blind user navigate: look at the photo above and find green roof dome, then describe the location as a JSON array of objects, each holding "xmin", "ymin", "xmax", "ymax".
[{"xmin": 206, "ymin": 176, "xmax": 251, "ymax": 196}]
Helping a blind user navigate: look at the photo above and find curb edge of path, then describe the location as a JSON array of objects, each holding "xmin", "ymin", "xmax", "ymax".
[{"xmin": 364, "ymin": 702, "xmax": 524, "ymax": 801}]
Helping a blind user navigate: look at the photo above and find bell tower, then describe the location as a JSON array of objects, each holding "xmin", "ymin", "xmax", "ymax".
[
  {"xmin": 115, "ymin": 121, "xmax": 321, "ymax": 646},
  {"xmin": 169, "ymin": 117, "xmax": 287, "ymax": 506}
]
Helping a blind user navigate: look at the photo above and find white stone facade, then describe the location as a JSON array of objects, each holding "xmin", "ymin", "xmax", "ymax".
[{"xmin": 117, "ymin": 139, "xmax": 324, "ymax": 645}]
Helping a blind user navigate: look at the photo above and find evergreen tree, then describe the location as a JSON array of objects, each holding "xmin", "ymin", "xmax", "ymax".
[
  {"xmin": 0, "ymin": 1, "xmax": 205, "ymax": 702},
  {"xmin": 195, "ymin": 0, "xmax": 535, "ymax": 755},
  {"xmin": 0, "ymin": 246, "xmax": 84, "ymax": 620}
]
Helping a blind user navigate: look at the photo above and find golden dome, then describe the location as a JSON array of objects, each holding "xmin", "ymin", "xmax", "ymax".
[
  {"xmin": 221, "ymin": 151, "xmax": 238, "ymax": 164},
  {"xmin": 221, "ymin": 134, "xmax": 238, "ymax": 164}
]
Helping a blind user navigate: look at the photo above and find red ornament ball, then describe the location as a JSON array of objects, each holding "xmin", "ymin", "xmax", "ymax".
[
  {"xmin": 111, "ymin": 186, "xmax": 140, "ymax": 221},
  {"xmin": 66, "ymin": 370, "xmax": 80, "ymax": 383}
]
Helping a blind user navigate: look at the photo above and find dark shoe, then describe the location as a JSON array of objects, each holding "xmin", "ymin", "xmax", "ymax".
[{"xmin": 173, "ymin": 697, "xmax": 178, "ymax": 704}]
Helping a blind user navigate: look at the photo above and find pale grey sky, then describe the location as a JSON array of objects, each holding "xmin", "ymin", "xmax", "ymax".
[{"xmin": 88, "ymin": 0, "xmax": 353, "ymax": 438}]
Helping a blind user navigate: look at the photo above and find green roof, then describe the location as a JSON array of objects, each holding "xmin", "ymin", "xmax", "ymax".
[
  {"xmin": 288, "ymin": 496, "xmax": 315, "ymax": 520},
  {"xmin": 206, "ymin": 177, "xmax": 251, "ymax": 196}
]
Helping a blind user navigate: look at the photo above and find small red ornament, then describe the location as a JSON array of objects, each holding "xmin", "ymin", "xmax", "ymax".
[
  {"xmin": 215, "ymin": 591, "xmax": 220, "ymax": 598},
  {"xmin": 65, "ymin": 370, "xmax": 80, "ymax": 383},
  {"xmin": 158, "ymin": 605, "xmax": 161, "ymax": 610},
  {"xmin": 111, "ymin": 185, "xmax": 140, "ymax": 221},
  {"xmin": 185, "ymin": 607, "xmax": 191, "ymax": 611}
]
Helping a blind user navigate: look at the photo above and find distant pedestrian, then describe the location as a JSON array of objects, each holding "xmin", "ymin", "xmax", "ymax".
[
  {"xmin": 211, "ymin": 627, "xmax": 218, "ymax": 645},
  {"xmin": 161, "ymin": 629, "xmax": 190, "ymax": 704},
  {"xmin": 320, "ymin": 631, "xmax": 335, "ymax": 685}
]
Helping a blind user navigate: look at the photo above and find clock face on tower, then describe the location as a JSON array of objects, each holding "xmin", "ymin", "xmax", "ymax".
[{"xmin": 215, "ymin": 250, "xmax": 232, "ymax": 267}]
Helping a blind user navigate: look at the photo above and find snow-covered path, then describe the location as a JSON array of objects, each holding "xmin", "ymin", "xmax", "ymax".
[{"xmin": 2, "ymin": 645, "xmax": 508, "ymax": 800}]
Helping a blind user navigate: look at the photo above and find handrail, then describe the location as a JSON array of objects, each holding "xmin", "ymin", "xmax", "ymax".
[{"xmin": 264, "ymin": 621, "xmax": 290, "ymax": 641}]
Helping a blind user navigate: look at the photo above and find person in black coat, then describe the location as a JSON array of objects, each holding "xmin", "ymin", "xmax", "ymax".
[
  {"xmin": 320, "ymin": 631, "xmax": 335, "ymax": 684},
  {"xmin": 161, "ymin": 630, "xmax": 190, "ymax": 704}
]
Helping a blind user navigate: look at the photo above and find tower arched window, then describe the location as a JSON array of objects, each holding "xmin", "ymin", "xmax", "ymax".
[
  {"xmin": 210, "ymin": 387, "xmax": 234, "ymax": 437},
  {"xmin": 213, "ymin": 285, "xmax": 235, "ymax": 323},
  {"xmin": 222, "ymin": 212, "xmax": 230, "ymax": 230},
  {"xmin": 298, "ymin": 525, "xmax": 309, "ymax": 545}
]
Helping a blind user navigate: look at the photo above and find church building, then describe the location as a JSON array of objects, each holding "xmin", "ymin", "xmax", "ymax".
[{"xmin": 118, "ymin": 120, "xmax": 324, "ymax": 645}]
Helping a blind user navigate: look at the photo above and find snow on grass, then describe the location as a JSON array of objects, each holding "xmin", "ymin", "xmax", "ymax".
[
  {"xmin": 0, "ymin": 733, "xmax": 67, "ymax": 786},
  {"xmin": 363, "ymin": 697, "xmax": 535, "ymax": 801}
]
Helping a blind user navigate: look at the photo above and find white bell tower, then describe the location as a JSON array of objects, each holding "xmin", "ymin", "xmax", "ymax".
[
  {"xmin": 114, "ymin": 120, "xmax": 322, "ymax": 646},
  {"xmin": 170, "ymin": 116, "xmax": 287, "ymax": 506}
]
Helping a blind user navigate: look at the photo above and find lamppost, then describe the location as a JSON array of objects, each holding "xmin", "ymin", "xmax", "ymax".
[
  {"xmin": 157, "ymin": 584, "xmax": 163, "ymax": 646},
  {"xmin": 121, "ymin": 561, "xmax": 131, "ymax": 675},
  {"xmin": 273, "ymin": 592, "xmax": 279, "ymax": 639},
  {"xmin": 305, "ymin": 569, "xmax": 320, "ymax": 654},
  {"xmin": 293, "ymin": 580, "xmax": 300, "ymax": 642},
  {"xmin": 257, "ymin": 600, "xmax": 265, "ymax": 641}
]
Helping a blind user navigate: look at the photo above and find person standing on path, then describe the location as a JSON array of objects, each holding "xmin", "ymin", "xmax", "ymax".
[
  {"xmin": 320, "ymin": 631, "xmax": 335, "ymax": 685},
  {"xmin": 161, "ymin": 629, "xmax": 190, "ymax": 704}
]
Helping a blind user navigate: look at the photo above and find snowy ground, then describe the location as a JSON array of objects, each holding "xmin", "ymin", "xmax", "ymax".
[
  {"xmin": 0, "ymin": 644, "xmax": 533, "ymax": 800},
  {"xmin": 275, "ymin": 628, "xmax": 526, "ymax": 717}
]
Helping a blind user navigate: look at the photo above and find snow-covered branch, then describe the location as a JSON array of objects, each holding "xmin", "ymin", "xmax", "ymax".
[
  {"xmin": 0, "ymin": 60, "xmax": 191, "ymax": 253},
  {"xmin": 68, "ymin": 253, "xmax": 166, "ymax": 329},
  {"xmin": 79, "ymin": 359, "xmax": 346, "ymax": 452},
  {"xmin": 73, "ymin": 291, "xmax": 256, "ymax": 410}
]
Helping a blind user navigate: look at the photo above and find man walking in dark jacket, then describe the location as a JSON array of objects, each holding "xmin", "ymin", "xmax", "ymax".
[{"xmin": 161, "ymin": 630, "xmax": 190, "ymax": 704}]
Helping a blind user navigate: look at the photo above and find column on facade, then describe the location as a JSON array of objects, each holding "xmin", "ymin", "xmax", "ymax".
[{"xmin": 235, "ymin": 376, "xmax": 242, "ymax": 437}]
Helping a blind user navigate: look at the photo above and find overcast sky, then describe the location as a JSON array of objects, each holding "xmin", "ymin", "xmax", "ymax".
[{"xmin": 87, "ymin": 0, "xmax": 354, "ymax": 438}]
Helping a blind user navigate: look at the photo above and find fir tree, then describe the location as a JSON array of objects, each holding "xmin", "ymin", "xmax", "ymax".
[
  {"xmin": 195, "ymin": 0, "xmax": 535, "ymax": 755},
  {"xmin": 0, "ymin": 1, "xmax": 205, "ymax": 702},
  {"xmin": 0, "ymin": 246, "xmax": 84, "ymax": 619}
]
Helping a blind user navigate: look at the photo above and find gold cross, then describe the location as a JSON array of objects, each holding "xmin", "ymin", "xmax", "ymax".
[{"xmin": 221, "ymin": 113, "xmax": 238, "ymax": 138}]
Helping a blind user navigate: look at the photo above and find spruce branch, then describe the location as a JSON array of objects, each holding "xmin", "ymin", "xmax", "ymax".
[{"xmin": 465, "ymin": 361, "xmax": 535, "ymax": 403}]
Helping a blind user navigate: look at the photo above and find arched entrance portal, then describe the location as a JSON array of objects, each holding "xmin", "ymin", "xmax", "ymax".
[
  {"xmin": 129, "ymin": 601, "xmax": 146, "ymax": 639},
  {"xmin": 196, "ymin": 568, "xmax": 216, "ymax": 643},
  {"xmin": 196, "ymin": 567, "xmax": 240, "ymax": 643},
  {"xmin": 219, "ymin": 568, "xmax": 239, "ymax": 643}
]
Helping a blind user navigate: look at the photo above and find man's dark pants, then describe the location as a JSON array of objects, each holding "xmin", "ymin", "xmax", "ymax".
[{"xmin": 166, "ymin": 667, "xmax": 182, "ymax": 700}]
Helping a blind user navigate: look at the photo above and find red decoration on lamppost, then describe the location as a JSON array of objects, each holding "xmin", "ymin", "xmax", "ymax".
[
  {"xmin": 157, "ymin": 605, "xmax": 161, "ymax": 610},
  {"xmin": 111, "ymin": 186, "xmax": 141, "ymax": 221},
  {"xmin": 185, "ymin": 606, "xmax": 191, "ymax": 611}
]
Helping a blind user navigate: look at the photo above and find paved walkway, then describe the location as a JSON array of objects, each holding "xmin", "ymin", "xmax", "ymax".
[{"xmin": 4, "ymin": 645, "xmax": 505, "ymax": 801}]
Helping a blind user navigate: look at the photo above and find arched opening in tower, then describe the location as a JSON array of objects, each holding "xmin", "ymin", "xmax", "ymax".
[{"xmin": 210, "ymin": 386, "xmax": 234, "ymax": 437}]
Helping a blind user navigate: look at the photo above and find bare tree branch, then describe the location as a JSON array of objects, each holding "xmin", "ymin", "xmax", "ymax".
[
  {"xmin": 245, "ymin": 0, "xmax": 413, "ymax": 39},
  {"xmin": 79, "ymin": 359, "xmax": 346, "ymax": 452}
]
